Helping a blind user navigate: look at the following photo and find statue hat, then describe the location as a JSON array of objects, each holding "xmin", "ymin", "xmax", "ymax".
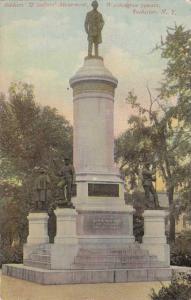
[{"xmin": 91, "ymin": 0, "xmax": 98, "ymax": 8}]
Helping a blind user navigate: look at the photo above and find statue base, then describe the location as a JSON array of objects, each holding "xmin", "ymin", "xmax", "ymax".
[
  {"xmin": 141, "ymin": 210, "xmax": 170, "ymax": 266},
  {"xmin": 27, "ymin": 212, "xmax": 49, "ymax": 244},
  {"xmin": 2, "ymin": 209, "xmax": 171, "ymax": 285}
]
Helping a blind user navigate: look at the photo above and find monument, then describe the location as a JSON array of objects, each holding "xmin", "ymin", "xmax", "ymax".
[{"xmin": 2, "ymin": 1, "xmax": 171, "ymax": 284}]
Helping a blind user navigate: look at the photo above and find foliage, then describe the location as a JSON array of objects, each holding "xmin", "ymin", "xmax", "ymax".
[
  {"xmin": 0, "ymin": 183, "xmax": 28, "ymax": 247},
  {"xmin": 0, "ymin": 82, "xmax": 73, "ymax": 178},
  {"xmin": 115, "ymin": 25, "xmax": 191, "ymax": 242},
  {"xmin": 116, "ymin": 88, "xmax": 180, "ymax": 241},
  {"xmin": 171, "ymin": 231, "xmax": 191, "ymax": 267},
  {"xmin": 150, "ymin": 272, "xmax": 191, "ymax": 300},
  {"xmin": 175, "ymin": 167, "xmax": 191, "ymax": 223},
  {"xmin": 0, "ymin": 81, "xmax": 73, "ymax": 249},
  {"xmin": 157, "ymin": 24, "xmax": 191, "ymax": 223},
  {"xmin": 157, "ymin": 25, "xmax": 191, "ymax": 126},
  {"xmin": 0, "ymin": 245, "xmax": 23, "ymax": 268},
  {"xmin": 133, "ymin": 215, "xmax": 144, "ymax": 243}
]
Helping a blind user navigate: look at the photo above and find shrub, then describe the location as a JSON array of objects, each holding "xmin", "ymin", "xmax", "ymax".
[
  {"xmin": 171, "ymin": 245, "xmax": 191, "ymax": 267},
  {"xmin": 133, "ymin": 215, "xmax": 144, "ymax": 243},
  {"xmin": 150, "ymin": 272, "xmax": 191, "ymax": 300},
  {"xmin": 0, "ymin": 245, "xmax": 23, "ymax": 268},
  {"xmin": 171, "ymin": 231, "xmax": 191, "ymax": 267},
  {"xmin": 132, "ymin": 191, "xmax": 145, "ymax": 243}
]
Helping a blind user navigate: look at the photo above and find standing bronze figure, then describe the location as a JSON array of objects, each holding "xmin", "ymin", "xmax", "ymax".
[
  {"xmin": 142, "ymin": 163, "xmax": 160, "ymax": 209},
  {"xmin": 33, "ymin": 167, "xmax": 51, "ymax": 212},
  {"xmin": 85, "ymin": 0, "xmax": 104, "ymax": 57},
  {"xmin": 57, "ymin": 158, "xmax": 76, "ymax": 208}
]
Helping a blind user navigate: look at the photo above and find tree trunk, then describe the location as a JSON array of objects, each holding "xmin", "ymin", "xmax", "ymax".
[{"xmin": 168, "ymin": 186, "xmax": 175, "ymax": 243}]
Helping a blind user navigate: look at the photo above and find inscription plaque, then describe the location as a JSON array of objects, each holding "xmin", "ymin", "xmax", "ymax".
[
  {"xmin": 92, "ymin": 215, "xmax": 122, "ymax": 231},
  {"xmin": 88, "ymin": 183, "xmax": 119, "ymax": 197},
  {"xmin": 77, "ymin": 211, "xmax": 130, "ymax": 235}
]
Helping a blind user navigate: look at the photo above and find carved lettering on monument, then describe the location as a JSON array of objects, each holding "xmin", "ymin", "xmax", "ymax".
[
  {"xmin": 92, "ymin": 215, "xmax": 122, "ymax": 231},
  {"xmin": 78, "ymin": 212, "xmax": 129, "ymax": 235},
  {"xmin": 77, "ymin": 212, "xmax": 130, "ymax": 235}
]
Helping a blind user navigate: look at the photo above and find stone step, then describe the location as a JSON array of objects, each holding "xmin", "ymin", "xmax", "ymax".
[
  {"xmin": 77, "ymin": 248, "xmax": 151, "ymax": 257},
  {"xmin": 33, "ymin": 249, "xmax": 51, "ymax": 256},
  {"xmin": 74, "ymin": 256, "xmax": 154, "ymax": 264},
  {"xmin": 77, "ymin": 252, "xmax": 150, "ymax": 258},
  {"xmin": 75, "ymin": 252, "xmax": 157, "ymax": 258},
  {"xmin": 29, "ymin": 254, "xmax": 51, "ymax": 263},
  {"xmin": 72, "ymin": 261, "xmax": 162, "ymax": 270},
  {"xmin": 2, "ymin": 264, "xmax": 172, "ymax": 284},
  {"xmin": 74, "ymin": 247, "xmax": 158, "ymax": 261},
  {"xmin": 72, "ymin": 246, "xmax": 162, "ymax": 270},
  {"xmin": 24, "ymin": 259, "xmax": 51, "ymax": 270}
]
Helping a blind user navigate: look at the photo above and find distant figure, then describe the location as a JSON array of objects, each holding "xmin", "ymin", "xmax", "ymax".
[
  {"xmin": 57, "ymin": 158, "xmax": 76, "ymax": 208},
  {"xmin": 33, "ymin": 167, "xmax": 51, "ymax": 211},
  {"xmin": 142, "ymin": 163, "xmax": 160, "ymax": 209},
  {"xmin": 85, "ymin": 0, "xmax": 104, "ymax": 57}
]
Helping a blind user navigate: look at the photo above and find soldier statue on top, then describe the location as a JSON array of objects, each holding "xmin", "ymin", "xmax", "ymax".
[
  {"xmin": 85, "ymin": 0, "xmax": 104, "ymax": 57},
  {"xmin": 142, "ymin": 162, "xmax": 160, "ymax": 209},
  {"xmin": 57, "ymin": 158, "xmax": 76, "ymax": 209}
]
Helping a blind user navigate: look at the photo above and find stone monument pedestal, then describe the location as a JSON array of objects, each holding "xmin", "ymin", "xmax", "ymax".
[
  {"xmin": 141, "ymin": 210, "xmax": 170, "ymax": 266},
  {"xmin": 76, "ymin": 205, "xmax": 135, "ymax": 249},
  {"xmin": 27, "ymin": 212, "xmax": 49, "ymax": 244},
  {"xmin": 54, "ymin": 208, "xmax": 78, "ymax": 244}
]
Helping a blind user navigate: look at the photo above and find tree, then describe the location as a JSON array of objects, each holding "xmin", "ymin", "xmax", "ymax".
[
  {"xmin": 0, "ymin": 82, "xmax": 73, "ymax": 178},
  {"xmin": 0, "ymin": 182, "xmax": 28, "ymax": 247},
  {"xmin": 157, "ymin": 24, "xmax": 191, "ymax": 223},
  {"xmin": 158, "ymin": 24, "xmax": 191, "ymax": 126},
  {"xmin": 115, "ymin": 25, "xmax": 191, "ymax": 242},
  {"xmin": 0, "ymin": 81, "xmax": 73, "ymax": 246},
  {"xmin": 116, "ymin": 91, "xmax": 180, "ymax": 242}
]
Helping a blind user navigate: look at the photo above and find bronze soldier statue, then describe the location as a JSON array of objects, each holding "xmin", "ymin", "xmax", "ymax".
[
  {"xmin": 33, "ymin": 167, "xmax": 51, "ymax": 212},
  {"xmin": 85, "ymin": 0, "xmax": 104, "ymax": 57},
  {"xmin": 57, "ymin": 158, "xmax": 76, "ymax": 208},
  {"xmin": 142, "ymin": 163, "xmax": 160, "ymax": 209}
]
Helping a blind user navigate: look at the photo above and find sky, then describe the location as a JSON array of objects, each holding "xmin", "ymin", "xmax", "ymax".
[{"xmin": 0, "ymin": 0, "xmax": 191, "ymax": 136}]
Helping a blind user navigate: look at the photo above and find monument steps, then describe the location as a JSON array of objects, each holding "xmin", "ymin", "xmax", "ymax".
[
  {"xmin": 72, "ymin": 260, "xmax": 163, "ymax": 270},
  {"xmin": 72, "ymin": 246, "xmax": 165, "ymax": 270},
  {"xmin": 75, "ymin": 246, "xmax": 151, "ymax": 256},
  {"xmin": 73, "ymin": 257, "xmax": 159, "ymax": 265},
  {"xmin": 24, "ymin": 259, "xmax": 51, "ymax": 270},
  {"xmin": 28, "ymin": 254, "xmax": 51, "ymax": 263},
  {"xmin": 2, "ymin": 264, "xmax": 172, "ymax": 284},
  {"xmin": 73, "ymin": 254, "xmax": 157, "ymax": 263},
  {"xmin": 23, "ymin": 245, "xmax": 52, "ymax": 269},
  {"xmin": 23, "ymin": 244, "xmax": 165, "ymax": 271}
]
